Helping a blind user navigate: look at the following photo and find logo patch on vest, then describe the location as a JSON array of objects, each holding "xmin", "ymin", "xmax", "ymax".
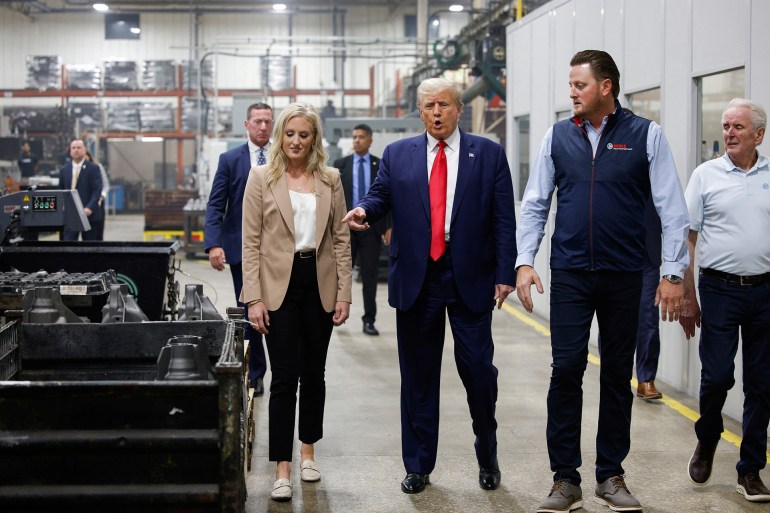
[{"xmin": 607, "ymin": 143, "xmax": 633, "ymax": 151}]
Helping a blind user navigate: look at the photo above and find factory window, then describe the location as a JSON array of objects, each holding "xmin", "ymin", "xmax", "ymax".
[
  {"xmin": 627, "ymin": 88, "xmax": 661, "ymax": 124},
  {"xmin": 515, "ymin": 115, "xmax": 529, "ymax": 201},
  {"xmin": 698, "ymin": 68, "xmax": 744, "ymax": 166},
  {"xmin": 105, "ymin": 13, "xmax": 141, "ymax": 40},
  {"xmin": 404, "ymin": 15, "xmax": 417, "ymax": 38}
]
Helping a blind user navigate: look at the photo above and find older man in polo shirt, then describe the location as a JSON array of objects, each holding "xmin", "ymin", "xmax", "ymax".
[{"xmin": 681, "ymin": 97, "xmax": 770, "ymax": 503}]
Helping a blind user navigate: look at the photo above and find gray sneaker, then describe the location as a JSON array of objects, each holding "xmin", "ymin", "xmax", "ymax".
[
  {"xmin": 537, "ymin": 479, "xmax": 583, "ymax": 513},
  {"xmin": 594, "ymin": 476, "xmax": 642, "ymax": 511}
]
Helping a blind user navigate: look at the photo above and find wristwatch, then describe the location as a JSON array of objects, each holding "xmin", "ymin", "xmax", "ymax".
[{"xmin": 662, "ymin": 274, "xmax": 683, "ymax": 284}]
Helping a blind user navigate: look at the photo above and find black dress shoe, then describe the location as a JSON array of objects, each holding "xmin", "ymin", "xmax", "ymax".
[
  {"xmin": 479, "ymin": 466, "xmax": 501, "ymax": 490},
  {"xmin": 401, "ymin": 473, "xmax": 430, "ymax": 494},
  {"xmin": 249, "ymin": 377, "xmax": 264, "ymax": 396},
  {"xmin": 363, "ymin": 322, "xmax": 379, "ymax": 336},
  {"xmin": 688, "ymin": 440, "xmax": 718, "ymax": 485}
]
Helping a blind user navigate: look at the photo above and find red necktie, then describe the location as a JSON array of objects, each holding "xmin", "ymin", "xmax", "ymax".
[{"xmin": 429, "ymin": 140, "xmax": 447, "ymax": 261}]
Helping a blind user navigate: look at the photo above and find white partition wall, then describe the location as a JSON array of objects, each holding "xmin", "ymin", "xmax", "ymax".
[{"xmin": 506, "ymin": 0, "xmax": 770, "ymax": 422}]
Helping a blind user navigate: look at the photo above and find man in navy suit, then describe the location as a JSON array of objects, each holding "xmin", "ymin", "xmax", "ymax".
[
  {"xmin": 343, "ymin": 78, "xmax": 517, "ymax": 493},
  {"xmin": 205, "ymin": 102, "xmax": 272, "ymax": 395},
  {"xmin": 58, "ymin": 139, "xmax": 103, "ymax": 241},
  {"xmin": 334, "ymin": 123, "xmax": 389, "ymax": 336}
]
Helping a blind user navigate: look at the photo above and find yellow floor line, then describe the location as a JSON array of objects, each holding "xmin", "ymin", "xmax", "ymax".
[{"xmin": 502, "ymin": 300, "xmax": 767, "ymax": 460}]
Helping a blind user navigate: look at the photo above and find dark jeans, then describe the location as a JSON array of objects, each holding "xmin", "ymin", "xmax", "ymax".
[
  {"xmin": 547, "ymin": 269, "xmax": 642, "ymax": 485},
  {"xmin": 635, "ymin": 264, "xmax": 661, "ymax": 383},
  {"xmin": 695, "ymin": 273, "xmax": 770, "ymax": 476},
  {"xmin": 396, "ymin": 249, "xmax": 498, "ymax": 473},
  {"xmin": 264, "ymin": 254, "xmax": 334, "ymax": 461}
]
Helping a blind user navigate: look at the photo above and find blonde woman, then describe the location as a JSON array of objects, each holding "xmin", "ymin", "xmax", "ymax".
[{"xmin": 241, "ymin": 103, "xmax": 352, "ymax": 501}]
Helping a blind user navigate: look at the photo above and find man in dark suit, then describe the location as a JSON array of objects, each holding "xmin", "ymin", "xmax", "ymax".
[
  {"xmin": 205, "ymin": 102, "xmax": 272, "ymax": 395},
  {"xmin": 58, "ymin": 139, "xmax": 103, "ymax": 241},
  {"xmin": 342, "ymin": 78, "xmax": 517, "ymax": 494},
  {"xmin": 334, "ymin": 124, "xmax": 388, "ymax": 336}
]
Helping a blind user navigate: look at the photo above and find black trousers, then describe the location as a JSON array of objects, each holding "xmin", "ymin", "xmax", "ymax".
[
  {"xmin": 265, "ymin": 253, "xmax": 334, "ymax": 461},
  {"xmin": 351, "ymin": 229, "xmax": 381, "ymax": 324},
  {"xmin": 229, "ymin": 263, "xmax": 266, "ymax": 381}
]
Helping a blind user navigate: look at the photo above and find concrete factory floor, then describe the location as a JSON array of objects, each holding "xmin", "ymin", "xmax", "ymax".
[{"xmin": 105, "ymin": 214, "xmax": 766, "ymax": 513}]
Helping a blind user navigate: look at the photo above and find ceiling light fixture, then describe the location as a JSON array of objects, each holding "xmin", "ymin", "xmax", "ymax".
[
  {"xmin": 273, "ymin": 3, "xmax": 287, "ymax": 11},
  {"xmin": 93, "ymin": 3, "xmax": 109, "ymax": 11},
  {"xmin": 449, "ymin": 4, "xmax": 464, "ymax": 12}
]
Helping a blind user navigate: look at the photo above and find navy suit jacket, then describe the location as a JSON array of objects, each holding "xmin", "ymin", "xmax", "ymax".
[
  {"xmin": 359, "ymin": 130, "xmax": 517, "ymax": 313},
  {"xmin": 58, "ymin": 160, "xmax": 104, "ymax": 222},
  {"xmin": 205, "ymin": 143, "xmax": 254, "ymax": 265},
  {"xmin": 335, "ymin": 153, "xmax": 390, "ymax": 236}
]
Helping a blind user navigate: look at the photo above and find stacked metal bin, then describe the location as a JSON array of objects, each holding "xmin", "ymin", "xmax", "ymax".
[{"xmin": 0, "ymin": 310, "xmax": 249, "ymax": 513}]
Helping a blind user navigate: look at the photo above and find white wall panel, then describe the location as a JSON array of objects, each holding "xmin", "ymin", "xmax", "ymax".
[
  {"xmin": 509, "ymin": 25, "xmax": 532, "ymax": 117},
  {"xmin": 658, "ymin": 0, "xmax": 695, "ymax": 393},
  {"xmin": 750, "ymin": 0, "xmax": 770, "ymax": 156},
  {"xmin": 573, "ymin": 0, "xmax": 604, "ymax": 50},
  {"xmin": 623, "ymin": 0, "xmax": 663, "ymax": 93},
  {"xmin": 603, "ymin": 0, "xmax": 624, "ymax": 66},
  {"xmin": 692, "ymin": 0, "xmax": 747, "ymax": 75},
  {"xmin": 552, "ymin": 3, "xmax": 575, "ymax": 112},
  {"xmin": 530, "ymin": 16, "xmax": 553, "ymax": 144},
  {"xmin": 528, "ymin": 14, "xmax": 555, "ymax": 314}
]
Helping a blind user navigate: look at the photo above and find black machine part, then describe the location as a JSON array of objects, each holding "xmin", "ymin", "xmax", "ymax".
[
  {"xmin": 156, "ymin": 334, "xmax": 213, "ymax": 381},
  {"xmin": 101, "ymin": 283, "xmax": 150, "ymax": 323},
  {"xmin": 22, "ymin": 287, "xmax": 84, "ymax": 324},
  {"xmin": 177, "ymin": 283, "xmax": 222, "ymax": 321},
  {"xmin": 0, "ymin": 189, "xmax": 90, "ymax": 244}
]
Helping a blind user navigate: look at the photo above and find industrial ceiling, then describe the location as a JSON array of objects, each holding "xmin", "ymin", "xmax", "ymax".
[{"xmin": 0, "ymin": 0, "xmax": 461, "ymax": 15}]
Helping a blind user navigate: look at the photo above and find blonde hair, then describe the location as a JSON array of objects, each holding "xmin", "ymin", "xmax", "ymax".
[{"xmin": 266, "ymin": 103, "xmax": 334, "ymax": 189}]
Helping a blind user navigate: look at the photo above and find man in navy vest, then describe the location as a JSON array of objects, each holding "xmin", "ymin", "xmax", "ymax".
[{"xmin": 516, "ymin": 50, "xmax": 689, "ymax": 513}]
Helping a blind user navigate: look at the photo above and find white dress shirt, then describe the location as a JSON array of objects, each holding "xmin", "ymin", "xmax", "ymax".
[{"xmin": 425, "ymin": 127, "xmax": 461, "ymax": 240}]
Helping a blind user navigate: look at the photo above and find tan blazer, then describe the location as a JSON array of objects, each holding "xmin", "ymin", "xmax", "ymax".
[{"xmin": 240, "ymin": 164, "xmax": 352, "ymax": 312}]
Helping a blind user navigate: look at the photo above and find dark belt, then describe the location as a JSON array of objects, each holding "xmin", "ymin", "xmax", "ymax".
[
  {"xmin": 700, "ymin": 267, "xmax": 770, "ymax": 286},
  {"xmin": 296, "ymin": 249, "xmax": 316, "ymax": 259}
]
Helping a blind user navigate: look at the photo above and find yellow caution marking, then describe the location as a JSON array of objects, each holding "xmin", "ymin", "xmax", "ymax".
[{"xmin": 502, "ymin": 300, "xmax": 768, "ymax": 461}]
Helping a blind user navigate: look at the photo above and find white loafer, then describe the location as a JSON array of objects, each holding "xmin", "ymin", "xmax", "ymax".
[
  {"xmin": 301, "ymin": 460, "xmax": 321, "ymax": 482},
  {"xmin": 271, "ymin": 478, "xmax": 292, "ymax": 501}
]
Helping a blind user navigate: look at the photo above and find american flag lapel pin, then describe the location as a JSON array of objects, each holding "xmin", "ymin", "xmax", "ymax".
[{"xmin": 469, "ymin": 152, "xmax": 475, "ymax": 158}]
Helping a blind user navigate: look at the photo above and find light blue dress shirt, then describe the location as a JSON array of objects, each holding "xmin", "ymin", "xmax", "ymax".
[{"xmin": 516, "ymin": 111, "xmax": 690, "ymax": 278}]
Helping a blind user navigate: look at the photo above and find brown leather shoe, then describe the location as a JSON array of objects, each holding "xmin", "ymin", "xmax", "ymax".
[{"xmin": 636, "ymin": 380, "xmax": 662, "ymax": 400}]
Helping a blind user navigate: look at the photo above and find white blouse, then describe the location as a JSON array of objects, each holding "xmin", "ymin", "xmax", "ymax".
[{"xmin": 289, "ymin": 190, "xmax": 317, "ymax": 251}]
